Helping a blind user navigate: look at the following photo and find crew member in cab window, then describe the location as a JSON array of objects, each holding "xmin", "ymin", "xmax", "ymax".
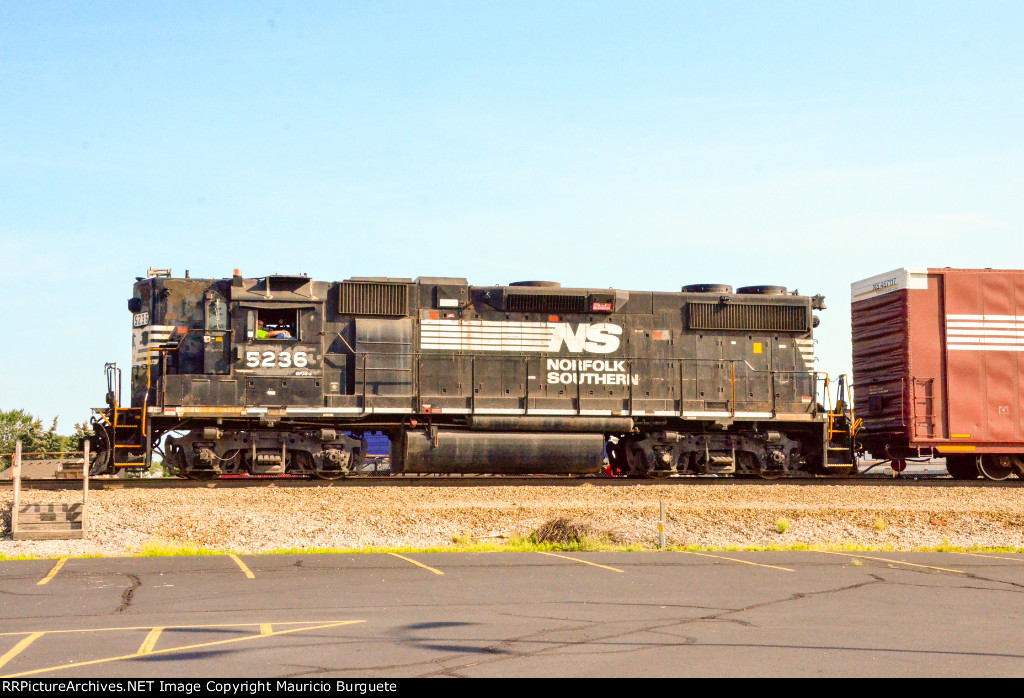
[{"xmin": 257, "ymin": 319, "xmax": 293, "ymax": 340}]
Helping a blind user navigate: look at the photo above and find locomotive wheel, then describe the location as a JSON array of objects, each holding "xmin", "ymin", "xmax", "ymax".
[
  {"xmin": 625, "ymin": 444, "xmax": 653, "ymax": 478},
  {"xmin": 306, "ymin": 451, "xmax": 349, "ymax": 480},
  {"xmin": 165, "ymin": 444, "xmax": 217, "ymax": 480},
  {"xmin": 944, "ymin": 455, "xmax": 979, "ymax": 480},
  {"xmin": 978, "ymin": 454, "xmax": 1016, "ymax": 481},
  {"xmin": 755, "ymin": 452, "xmax": 786, "ymax": 479}
]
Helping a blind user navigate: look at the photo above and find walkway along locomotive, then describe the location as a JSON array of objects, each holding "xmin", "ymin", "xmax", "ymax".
[{"xmin": 91, "ymin": 270, "xmax": 856, "ymax": 479}]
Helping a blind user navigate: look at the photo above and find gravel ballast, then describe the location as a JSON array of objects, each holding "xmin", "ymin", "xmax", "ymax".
[{"xmin": 3, "ymin": 484, "xmax": 1024, "ymax": 557}]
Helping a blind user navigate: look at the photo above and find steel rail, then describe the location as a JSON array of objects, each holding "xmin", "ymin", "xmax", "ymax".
[{"xmin": 2, "ymin": 475, "xmax": 1020, "ymax": 490}]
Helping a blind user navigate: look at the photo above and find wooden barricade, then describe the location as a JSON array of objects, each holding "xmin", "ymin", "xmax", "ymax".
[{"xmin": 11, "ymin": 440, "xmax": 88, "ymax": 540}]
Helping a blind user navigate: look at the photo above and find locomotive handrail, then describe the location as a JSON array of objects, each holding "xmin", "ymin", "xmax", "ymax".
[
  {"xmin": 349, "ymin": 352, "xmax": 819, "ymax": 417},
  {"xmin": 145, "ymin": 345, "xmax": 821, "ymax": 419}
]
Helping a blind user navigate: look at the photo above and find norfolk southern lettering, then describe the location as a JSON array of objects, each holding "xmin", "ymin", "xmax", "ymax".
[{"xmin": 546, "ymin": 358, "xmax": 639, "ymax": 385}]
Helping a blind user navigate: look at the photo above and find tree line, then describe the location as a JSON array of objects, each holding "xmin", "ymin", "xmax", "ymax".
[{"xmin": 0, "ymin": 409, "xmax": 93, "ymax": 469}]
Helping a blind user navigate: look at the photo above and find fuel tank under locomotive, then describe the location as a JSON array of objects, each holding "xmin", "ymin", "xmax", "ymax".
[
  {"xmin": 391, "ymin": 415, "xmax": 631, "ymax": 475},
  {"xmin": 394, "ymin": 430, "xmax": 607, "ymax": 475}
]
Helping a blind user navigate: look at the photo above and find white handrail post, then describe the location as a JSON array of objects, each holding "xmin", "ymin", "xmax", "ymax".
[
  {"xmin": 82, "ymin": 439, "xmax": 90, "ymax": 535},
  {"xmin": 12, "ymin": 440, "xmax": 21, "ymax": 534}
]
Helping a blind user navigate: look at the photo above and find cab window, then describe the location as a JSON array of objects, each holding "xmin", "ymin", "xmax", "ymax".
[{"xmin": 255, "ymin": 308, "xmax": 298, "ymax": 341}]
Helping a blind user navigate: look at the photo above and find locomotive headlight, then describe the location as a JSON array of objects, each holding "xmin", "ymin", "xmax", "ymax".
[
  {"xmin": 812, "ymin": 314, "xmax": 821, "ymax": 328},
  {"xmin": 128, "ymin": 297, "xmax": 143, "ymax": 313}
]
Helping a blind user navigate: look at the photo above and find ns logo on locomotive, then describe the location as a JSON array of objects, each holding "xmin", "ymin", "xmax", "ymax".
[{"xmin": 88, "ymin": 267, "xmax": 1024, "ymax": 481}]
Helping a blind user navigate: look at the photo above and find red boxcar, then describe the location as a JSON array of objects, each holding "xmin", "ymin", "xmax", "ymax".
[{"xmin": 851, "ymin": 267, "xmax": 1024, "ymax": 480}]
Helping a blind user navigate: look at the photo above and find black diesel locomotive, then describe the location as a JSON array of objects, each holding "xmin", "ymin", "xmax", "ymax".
[{"xmin": 91, "ymin": 270, "xmax": 853, "ymax": 479}]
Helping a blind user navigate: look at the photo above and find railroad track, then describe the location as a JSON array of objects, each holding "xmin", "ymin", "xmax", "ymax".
[{"xmin": 3, "ymin": 474, "xmax": 1023, "ymax": 489}]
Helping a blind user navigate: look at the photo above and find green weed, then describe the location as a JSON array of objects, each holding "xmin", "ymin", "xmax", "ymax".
[{"xmin": 136, "ymin": 539, "xmax": 223, "ymax": 556}]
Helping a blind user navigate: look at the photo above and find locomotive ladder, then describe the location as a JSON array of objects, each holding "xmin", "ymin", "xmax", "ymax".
[
  {"xmin": 111, "ymin": 406, "xmax": 146, "ymax": 468},
  {"xmin": 103, "ymin": 363, "xmax": 148, "ymax": 470},
  {"xmin": 825, "ymin": 375, "xmax": 859, "ymax": 469}
]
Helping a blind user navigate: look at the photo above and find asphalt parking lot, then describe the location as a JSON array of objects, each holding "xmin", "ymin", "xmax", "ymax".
[{"xmin": 2, "ymin": 550, "xmax": 1024, "ymax": 677}]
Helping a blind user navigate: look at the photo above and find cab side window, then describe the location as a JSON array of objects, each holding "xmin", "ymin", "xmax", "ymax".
[{"xmin": 256, "ymin": 309, "xmax": 298, "ymax": 341}]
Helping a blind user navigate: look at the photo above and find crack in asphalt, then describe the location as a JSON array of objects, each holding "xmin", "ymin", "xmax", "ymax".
[
  {"xmin": 9, "ymin": 557, "xmax": 1024, "ymax": 675},
  {"xmin": 115, "ymin": 574, "xmax": 141, "ymax": 614},
  {"xmin": 849, "ymin": 559, "xmax": 1024, "ymax": 591},
  {"xmin": 403, "ymin": 577, "xmax": 890, "ymax": 676}
]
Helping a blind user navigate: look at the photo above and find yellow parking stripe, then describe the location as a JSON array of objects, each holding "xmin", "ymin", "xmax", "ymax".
[
  {"xmin": 3, "ymin": 620, "xmax": 365, "ymax": 678},
  {"xmin": 388, "ymin": 553, "xmax": 444, "ymax": 575},
  {"xmin": 0, "ymin": 633, "xmax": 44, "ymax": 670},
  {"xmin": 951, "ymin": 552, "xmax": 1024, "ymax": 563},
  {"xmin": 37, "ymin": 558, "xmax": 67, "ymax": 586},
  {"xmin": 680, "ymin": 551, "xmax": 794, "ymax": 572},
  {"xmin": 537, "ymin": 552, "xmax": 625, "ymax": 573},
  {"xmin": 821, "ymin": 551, "xmax": 966, "ymax": 574},
  {"xmin": 0, "ymin": 620, "xmax": 346, "ymax": 638},
  {"xmin": 229, "ymin": 554, "xmax": 255, "ymax": 579},
  {"xmin": 137, "ymin": 627, "xmax": 163, "ymax": 654}
]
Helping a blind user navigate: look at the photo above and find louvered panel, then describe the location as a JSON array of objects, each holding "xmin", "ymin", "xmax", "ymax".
[
  {"xmin": 339, "ymin": 282, "xmax": 408, "ymax": 316},
  {"xmin": 688, "ymin": 302, "xmax": 808, "ymax": 332},
  {"xmin": 506, "ymin": 294, "xmax": 587, "ymax": 314}
]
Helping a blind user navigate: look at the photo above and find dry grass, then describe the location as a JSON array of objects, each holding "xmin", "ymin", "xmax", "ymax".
[{"xmin": 532, "ymin": 516, "xmax": 621, "ymax": 548}]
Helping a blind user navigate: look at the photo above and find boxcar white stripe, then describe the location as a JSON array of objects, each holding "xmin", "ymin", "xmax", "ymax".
[
  {"xmin": 946, "ymin": 337, "xmax": 1024, "ymax": 344},
  {"xmin": 947, "ymin": 314, "xmax": 1024, "ymax": 321},
  {"xmin": 947, "ymin": 322, "xmax": 1024, "ymax": 329},
  {"xmin": 946, "ymin": 329, "xmax": 1024, "ymax": 336}
]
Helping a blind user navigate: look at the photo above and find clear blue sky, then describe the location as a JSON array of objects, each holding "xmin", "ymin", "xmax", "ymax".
[{"xmin": 2, "ymin": 1, "xmax": 1022, "ymax": 428}]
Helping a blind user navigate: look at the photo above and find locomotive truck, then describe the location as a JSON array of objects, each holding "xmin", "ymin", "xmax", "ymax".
[{"xmin": 91, "ymin": 269, "xmax": 855, "ymax": 479}]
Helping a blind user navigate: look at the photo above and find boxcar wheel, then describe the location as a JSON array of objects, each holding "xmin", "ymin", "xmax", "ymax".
[
  {"xmin": 978, "ymin": 454, "xmax": 1015, "ymax": 481},
  {"xmin": 945, "ymin": 455, "xmax": 979, "ymax": 480}
]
